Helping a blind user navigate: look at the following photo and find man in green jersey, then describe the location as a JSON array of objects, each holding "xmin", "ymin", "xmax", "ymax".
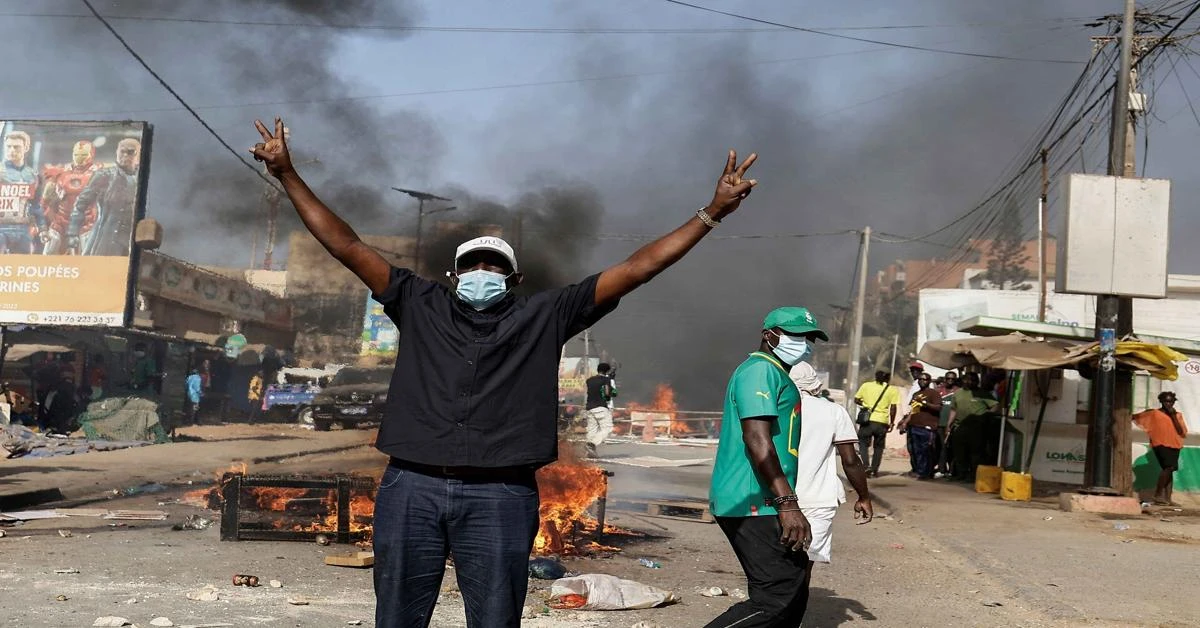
[{"xmin": 705, "ymin": 307, "xmax": 828, "ymax": 628}]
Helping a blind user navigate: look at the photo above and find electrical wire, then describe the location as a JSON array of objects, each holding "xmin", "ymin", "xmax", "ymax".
[
  {"xmin": 76, "ymin": 0, "xmax": 280, "ymax": 191},
  {"xmin": 660, "ymin": 0, "xmax": 1084, "ymax": 64},
  {"xmin": 883, "ymin": 0, "xmax": 1200, "ymax": 298},
  {"xmin": 0, "ymin": 11, "xmax": 1097, "ymax": 34}
]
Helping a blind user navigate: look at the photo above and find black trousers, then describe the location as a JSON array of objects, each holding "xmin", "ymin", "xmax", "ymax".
[
  {"xmin": 704, "ymin": 516, "xmax": 812, "ymax": 628},
  {"xmin": 857, "ymin": 421, "xmax": 888, "ymax": 473}
]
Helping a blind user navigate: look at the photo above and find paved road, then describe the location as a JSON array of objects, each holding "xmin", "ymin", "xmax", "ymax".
[{"xmin": 1, "ymin": 432, "xmax": 1197, "ymax": 626}]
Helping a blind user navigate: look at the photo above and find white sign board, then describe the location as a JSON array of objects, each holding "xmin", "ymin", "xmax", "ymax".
[{"xmin": 1058, "ymin": 174, "xmax": 1170, "ymax": 298}]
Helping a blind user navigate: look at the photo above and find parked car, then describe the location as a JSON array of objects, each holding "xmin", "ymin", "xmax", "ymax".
[
  {"xmin": 309, "ymin": 366, "xmax": 391, "ymax": 431},
  {"xmin": 265, "ymin": 365, "xmax": 342, "ymax": 425}
]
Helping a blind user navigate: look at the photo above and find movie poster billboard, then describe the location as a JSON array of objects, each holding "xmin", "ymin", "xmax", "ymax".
[
  {"xmin": 0, "ymin": 120, "xmax": 152, "ymax": 326},
  {"xmin": 360, "ymin": 291, "xmax": 399, "ymax": 356}
]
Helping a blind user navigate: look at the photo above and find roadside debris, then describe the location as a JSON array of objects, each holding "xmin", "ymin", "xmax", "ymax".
[
  {"xmin": 57, "ymin": 529, "xmax": 72, "ymax": 538},
  {"xmin": 1113, "ymin": 523, "xmax": 1131, "ymax": 531},
  {"xmin": 982, "ymin": 601, "xmax": 1005, "ymax": 607},
  {"xmin": 549, "ymin": 574, "xmax": 678, "ymax": 610},
  {"xmin": 116, "ymin": 482, "xmax": 168, "ymax": 497},
  {"xmin": 54, "ymin": 568, "xmax": 80, "ymax": 574},
  {"xmin": 150, "ymin": 618, "xmax": 174, "ymax": 627},
  {"xmin": 92, "ymin": 617, "xmax": 131, "ymax": 627},
  {"xmin": 232, "ymin": 574, "xmax": 260, "ymax": 587},
  {"xmin": 104, "ymin": 510, "xmax": 169, "ymax": 521},
  {"xmin": 637, "ymin": 558, "xmax": 662, "ymax": 569},
  {"xmin": 529, "ymin": 557, "xmax": 567, "ymax": 580},
  {"xmin": 324, "ymin": 551, "xmax": 374, "ymax": 568},
  {"xmin": 54, "ymin": 595, "xmax": 68, "ymax": 602},
  {"xmin": 269, "ymin": 580, "xmax": 283, "ymax": 588},
  {"xmin": 889, "ymin": 543, "xmax": 905, "ymax": 549},
  {"xmin": 186, "ymin": 585, "xmax": 221, "ymax": 602},
  {"xmin": 347, "ymin": 622, "xmax": 363, "ymax": 626},
  {"xmin": 172, "ymin": 515, "xmax": 213, "ymax": 531},
  {"xmin": 699, "ymin": 586, "xmax": 728, "ymax": 597},
  {"xmin": 1043, "ymin": 516, "xmax": 1054, "ymax": 521},
  {"xmin": 315, "ymin": 533, "xmax": 331, "ymax": 546},
  {"xmin": 287, "ymin": 597, "xmax": 310, "ymax": 606}
]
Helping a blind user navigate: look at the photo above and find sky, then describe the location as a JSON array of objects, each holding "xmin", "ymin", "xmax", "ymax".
[{"xmin": 2, "ymin": 0, "xmax": 1198, "ymax": 406}]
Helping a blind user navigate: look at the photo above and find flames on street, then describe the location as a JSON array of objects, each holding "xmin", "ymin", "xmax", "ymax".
[
  {"xmin": 534, "ymin": 448, "xmax": 614, "ymax": 556},
  {"xmin": 183, "ymin": 455, "xmax": 626, "ymax": 554},
  {"xmin": 625, "ymin": 382, "xmax": 695, "ymax": 435},
  {"xmin": 182, "ymin": 464, "xmax": 375, "ymax": 541}
]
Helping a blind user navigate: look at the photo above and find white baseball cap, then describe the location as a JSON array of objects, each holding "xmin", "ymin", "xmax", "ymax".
[{"xmin": 455, "ymin": 236, "xmax": 518, "ymax": 272}]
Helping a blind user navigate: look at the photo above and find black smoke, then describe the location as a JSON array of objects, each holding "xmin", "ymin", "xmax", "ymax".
[{"xmin": 6, "ymin": 0, "xmax": 1121, "ymax": 408}]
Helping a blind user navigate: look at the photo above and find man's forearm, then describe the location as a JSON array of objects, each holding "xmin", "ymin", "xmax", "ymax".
[
  {"xmin": 746, "ymin": 437, "xmax": 794, "ymax": 500},
  {"xmin": 279, "ymin": 171, "xmax": 362, "ymax": 259},
  {"xmin": 843, "ymin": 455, "xmax": 870, "ymax": 501},
  {"xmin": 623, "ymin": 216, "xmax": 712, "ymax": 286}
]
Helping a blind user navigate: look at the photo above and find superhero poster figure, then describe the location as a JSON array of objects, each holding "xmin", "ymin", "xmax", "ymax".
[
  {"xmin": 0, "ymin": 131, "xmax": 45, "ymax": 254},
  {"xmin": 66, "ymin": 137, "xmax": 140, "ymax": 257},
  {"xmin": 40, "ymin": 140, "xmax": 102, "ymax": 255}
]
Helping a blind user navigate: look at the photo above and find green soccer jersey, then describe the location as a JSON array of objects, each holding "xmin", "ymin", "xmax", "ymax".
[{"xmin": 709, "ymin": 352, "xmax": 802, "ymax": 518}]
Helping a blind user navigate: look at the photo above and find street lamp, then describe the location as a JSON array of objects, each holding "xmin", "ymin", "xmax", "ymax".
[{"xmin": 391, "ymin": 187, "xmax": 455, "ymax": 276}]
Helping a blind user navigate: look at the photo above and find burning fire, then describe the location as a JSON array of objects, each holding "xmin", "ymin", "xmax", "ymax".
[
  {"xmin": 182, "ymin": 464, "xmax": 375, "ymax": 540},
  {"xmin": 534, "ymin": 446, "xmax": 611, "ymax": 556},
  {"xmin": 628, "ymin": 383, "xmax": 693, "ymax": 436}
]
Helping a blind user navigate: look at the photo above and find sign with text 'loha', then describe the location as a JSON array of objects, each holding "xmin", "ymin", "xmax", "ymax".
[{"xmin": 0, "ymin": 120, "xmax": 152, "ymax": 326}]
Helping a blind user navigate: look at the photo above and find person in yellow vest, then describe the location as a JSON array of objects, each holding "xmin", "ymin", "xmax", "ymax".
[{"xmin": 247, "ymin": 371, "xmax": 264, "ymax": 423}]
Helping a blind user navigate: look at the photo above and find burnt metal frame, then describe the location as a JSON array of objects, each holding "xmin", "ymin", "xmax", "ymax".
[{"xmin": 220, "ymin": 473, "xmax": 375, "ymax": 543}]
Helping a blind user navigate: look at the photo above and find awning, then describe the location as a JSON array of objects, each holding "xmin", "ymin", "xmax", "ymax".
[
  {"xmin": 956, "ymin": 316, "xmax": 1200, "ymax": 356},
  {"xmin": 917, "ymin": 331, "xmax": 1186, "ymax": 380},
  {"xmin": 5, "ymin": 343, "xmax": 75, "ymax": 362},
  {"xmin": 917, "ymin": 333, "xmax": 1085, "ymax": 371}
]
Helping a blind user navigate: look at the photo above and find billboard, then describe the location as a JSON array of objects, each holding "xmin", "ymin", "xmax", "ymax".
[
  {"xmin": 0, "ymin": 120, "xmax": 152, "ymax": 326},
  {"xmin": 360, "ymin": 291, "xmax": 399, "ymax": 356}
]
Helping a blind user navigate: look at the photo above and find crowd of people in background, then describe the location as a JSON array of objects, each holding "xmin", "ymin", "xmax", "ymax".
[{"xmin": 853, "ymin": 362, "xmax": 1007, "ymax": 483}]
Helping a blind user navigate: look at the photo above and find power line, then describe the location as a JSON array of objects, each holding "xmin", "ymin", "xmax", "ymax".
[
  {"xmin": 660, "ymin": 0, "xmax": 1085, "ymax": 64},
  {"xmin": 0, "ymin": 11, "xmax": 1096, "ymax": 34},
  {"xmin": 0, "ymin": 47, "xmax": 891, "ymax": 119},
  {"xmin": 76, "ymin": 0, "xmax": 280, "ymax": 191}
]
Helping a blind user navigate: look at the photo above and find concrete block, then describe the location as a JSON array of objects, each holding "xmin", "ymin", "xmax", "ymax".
[{"xmin": 1058, "ymin": 492, "xmax": 1142, "ymax": 515}]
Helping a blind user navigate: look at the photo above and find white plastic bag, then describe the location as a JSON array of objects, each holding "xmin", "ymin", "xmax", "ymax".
[{"xmin": 549, "ymin": 573, "xmax": 678, "ymax": 611}]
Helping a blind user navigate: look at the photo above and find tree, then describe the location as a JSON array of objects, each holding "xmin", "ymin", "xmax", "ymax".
[{"xmin": 984, "ymin": 205, "xmax": 1031, "ymax": 290}]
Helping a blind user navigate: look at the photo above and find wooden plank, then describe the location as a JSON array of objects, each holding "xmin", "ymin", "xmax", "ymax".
[
  {"xmin": 54, "ymin": 509, "xmax": 110, "ymax": 518},
  {"xmin": 324, "ymin": 551, "xmax": 374, "ymax": 568},
  {"xmin": 103, "ymin": 510, "xmax": 169, "ymax": 520}
]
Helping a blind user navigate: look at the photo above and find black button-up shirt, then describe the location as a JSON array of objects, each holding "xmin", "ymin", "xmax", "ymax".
[{"xmin": 372, "ymin": 267, "xmax": 618, "ymax": 468}]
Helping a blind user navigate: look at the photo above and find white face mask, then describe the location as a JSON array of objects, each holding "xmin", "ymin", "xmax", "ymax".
[{"xmin": 769, "ymin": 331, "xmax": 810, "ymax": 366}]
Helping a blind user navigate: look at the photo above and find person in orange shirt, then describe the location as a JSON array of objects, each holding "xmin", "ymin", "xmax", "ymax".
[{"xmin": 1133, "ymin": 391, "xmax": 1189, "ymax": 506}]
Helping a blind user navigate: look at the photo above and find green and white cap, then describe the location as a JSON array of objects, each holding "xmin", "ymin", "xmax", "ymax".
[{"xmin": 762, "ymin": 306, "xmax": 828, "ymax": 341}]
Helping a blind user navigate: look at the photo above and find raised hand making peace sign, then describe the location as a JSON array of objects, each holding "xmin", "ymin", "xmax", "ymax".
[
  {"xmin": 249, "ymin": 117, "xmax": 294, "ymax": 179},
  {"xmin": 707, "ymin": 150, "xmax": 758, "ymax": 220}
]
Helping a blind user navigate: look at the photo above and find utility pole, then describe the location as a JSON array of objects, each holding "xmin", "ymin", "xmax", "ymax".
[
  {"xmin": 1087, "ymin": 0, "xmax": 1136, "ymax": 494},
  {"xmin": 1083, "ymin": 1, "xmax": 1169, "ymax": 495},
  {"xmin": 260, "ymin": 126, "xmax": 288, "ymax": 271},
  {"xmin": 392, "ymin": 188, "xmax": 455, "ymax": 276},
  {"xmin": 845, "ymin": 227, "xmax": 870, "ymax": 411},
  {"xmin": 888, "ymin": 333, "xmax": 899, "ymax": 377},
  {"xmin": 1037, "ymin": 148, "xmax": 1049, "ymax": 322}
]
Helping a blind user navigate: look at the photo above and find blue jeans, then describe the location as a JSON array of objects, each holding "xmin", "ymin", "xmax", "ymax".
[
  {"xmin": 908, "ymin": 426, "xmax": 936, "ymax": 478},
  {"xmin": 373, "ymin": 461, "xmax": 540, "ymax": 628}
]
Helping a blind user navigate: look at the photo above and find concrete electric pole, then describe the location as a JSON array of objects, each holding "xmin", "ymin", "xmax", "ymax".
[
  {"xmin": 845, "ymin": 226, "xmax": 871, "ymax": 411},
  {"xmin": 391, "ymin": 187, "xmax": 455, "ymax": 277}
]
